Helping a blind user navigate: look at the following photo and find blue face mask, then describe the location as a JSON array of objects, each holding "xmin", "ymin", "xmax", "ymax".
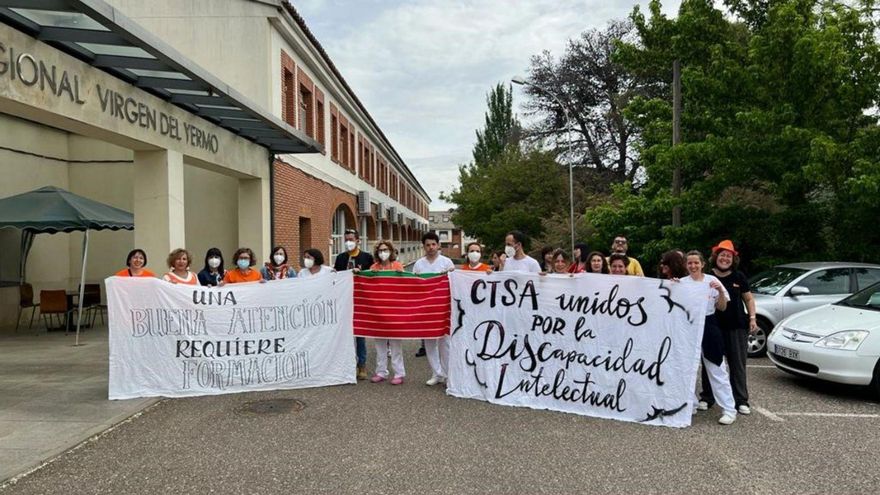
[{"xmin": 237, "ymin": 259, "xmax": 250, "ymax": 270}]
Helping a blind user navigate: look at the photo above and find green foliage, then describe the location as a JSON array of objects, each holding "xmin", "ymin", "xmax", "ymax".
[
  {"xmin": 444, "ymin": 148, "xmax": 565, "ymax": 252},
  {"xmin": 472, "ymin": 83, "xmax": 520, "ymax": 168},
  {"xmin": 587, "ymin": 0, "xmax": 880, "ymax": 274}
]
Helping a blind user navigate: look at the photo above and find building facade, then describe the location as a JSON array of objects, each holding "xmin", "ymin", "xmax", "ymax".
[
  {"xmin": 429, "ymin": 210, "xmax": 465, "ymax": 260},
  {"xmin": 0, "ymin": 0, "xmax": 429, "ymax": 327}
]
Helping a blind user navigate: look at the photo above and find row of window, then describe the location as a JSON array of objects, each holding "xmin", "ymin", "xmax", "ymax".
[{"xmin": 281, "ymin": 50, "xmax": 428, "ymax": 219}]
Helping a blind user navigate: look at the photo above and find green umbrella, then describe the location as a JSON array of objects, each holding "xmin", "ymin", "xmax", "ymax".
[{"xmin": 0, "ymin": 186, "xmax": 134, "ymax": 345}]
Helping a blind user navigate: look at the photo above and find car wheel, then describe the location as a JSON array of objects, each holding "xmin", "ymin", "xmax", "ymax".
[{"xmin": 747, "ymin": 318, "xmax": 771, "ymax": 358}]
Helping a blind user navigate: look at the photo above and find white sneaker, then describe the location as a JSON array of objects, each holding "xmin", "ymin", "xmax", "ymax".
[
  {"xmin": 696, "ymin": 400, "xmax": 709, "ymax": 411},
  {"xmin": 718, "ymin": 413, "xmax": 736, "ymax": 425},
  {"xmin": 737, "ymin": 404, "xmax": 751, "ymax": 415},
  {"xmin": 425, "ymin": 375, "xmax": 446, "ymax": 386}
]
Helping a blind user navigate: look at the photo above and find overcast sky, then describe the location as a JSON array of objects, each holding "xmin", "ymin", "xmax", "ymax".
[{"xmin": 295, "ymin": 0, "xmax": 682, "ymax": 210}]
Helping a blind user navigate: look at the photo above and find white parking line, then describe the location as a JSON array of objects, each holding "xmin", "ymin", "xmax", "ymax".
[
  {"xmin": 777, "ymin": 412, "xmax": 880, "ymax": 418},
  {"xmin": 755, "ymin": 406, "xmax": 785, "ymax": 422}
]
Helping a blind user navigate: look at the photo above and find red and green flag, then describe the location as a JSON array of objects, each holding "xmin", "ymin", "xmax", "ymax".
[{"xmin": 353, "ymin": 271, "xmax": 451, "ymax": 339}]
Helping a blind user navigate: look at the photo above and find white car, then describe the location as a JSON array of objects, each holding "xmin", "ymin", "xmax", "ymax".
[{"xmin": 767, "ymin": 282, "xmax": 880, "ymax": 396}]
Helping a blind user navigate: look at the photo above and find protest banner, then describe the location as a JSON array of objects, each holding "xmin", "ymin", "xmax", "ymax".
[
  {"xmin": 106, "ymin": 272, "xmax": 355, "ymax": 400},
  {"xmin": 353, "ymin": 272, "xmax": 451, "ymax": 339},
  {"xmin": 446, "ymin": 271, "xmax": 709, "ymax": 427}
]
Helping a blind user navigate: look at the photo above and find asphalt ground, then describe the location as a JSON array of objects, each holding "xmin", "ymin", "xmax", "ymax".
[{"xmin": 2, "ymin": 343, "xmax": 878, "ymax": 495}]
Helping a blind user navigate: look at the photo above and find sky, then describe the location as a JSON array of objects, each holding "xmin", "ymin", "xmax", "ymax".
[{"xmin": 294, "ymin": 0, "xmax": 682, "ymax": 210}]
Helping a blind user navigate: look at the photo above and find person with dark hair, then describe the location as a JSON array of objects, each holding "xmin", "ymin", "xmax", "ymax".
[
  {"xmin": 198, "ymin": 248, "xmax": 225, "ymax": 286},
  {"xmin": 298, "ymin": 248, "xmax": 332, "ymax": 278},
  {"xmin": 502, "ymin": 230, "xmax": 540, "ymax": 273},
  {"xmin": 539, "ymin": 246, "xmax": 555, "ymax": 272},
  {"xmin": 700, "ymin": 240, "xmax": 757, "ymax": 415},
  {"xmin": 413, "ymin": 231, "xmax": 455, "ymax": 386},
  {"xmin": 550, "ymin": 248, "xmax": 571, "ymax": 274},
  {"xmin": 461, "ymin": 242, "xmax": 490, "ymax": 272},
  {"xmin": 608, "ymin": 234, "xmax": 645, "ymax": 276},
  {"xmin": 333, "ymin": 228, "xmax": 373, "ymax": 380},
  {"xmin": 163, "ymin": 248, "xmax": 198, "ymax": 285},
  {"xmin": 222, "ymin": 247, "xmax": 262, "ymax": 284},
  {"xmin": 490, "ymin": 250, "xmax": 507, "ymax": 271},
  {"xmin": 261, "ymin": 246, "xmax": 296, "ymax": 280},
  {"xmin": 568, "ymin": 243, "xmax": 590, "ymax": 273},
  {"xmin": 586, "ymin": 251, "xmax": 610, "ymax": 274},
  {"xmin": 682, "ymin": 249, "xmax": 736, "ymax": 425},
  {"xmin": 115, "ymin": 249, "xmax": 155, "ymax": 277},
  {"xmin": 658, "ymin": 250, "xmax": 687, "ymax": 279},
  {"xmin": 608, "ymin": 253, "xmax": 630, "ymax": 275}
]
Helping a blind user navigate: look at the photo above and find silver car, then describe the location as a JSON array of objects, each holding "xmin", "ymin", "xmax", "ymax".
[{"xmin": 748, "ymin": 262, "xmax": 880, "ymax": 357}]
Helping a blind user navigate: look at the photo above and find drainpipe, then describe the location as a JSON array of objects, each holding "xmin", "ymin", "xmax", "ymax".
[{"xmin": 269, "ymin": 150, "xmax": 276, "ymax": 248}]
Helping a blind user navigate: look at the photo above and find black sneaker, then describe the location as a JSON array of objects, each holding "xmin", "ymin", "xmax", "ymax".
[{"xmin": 415, "ymin": 347, "xmax": 426, "ymax": 357}]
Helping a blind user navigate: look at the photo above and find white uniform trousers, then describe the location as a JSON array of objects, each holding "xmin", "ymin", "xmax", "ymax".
[
  {"xmin": 696, "ymin": 356, "xmax": 737, "ymax": 416},
  {"xmin": 374, "ymin": 339, "xmax": 405, "ymax": 378},
  {"xmin": 425, "ymin": 336, "xmax": 449, "ymax": 379}
]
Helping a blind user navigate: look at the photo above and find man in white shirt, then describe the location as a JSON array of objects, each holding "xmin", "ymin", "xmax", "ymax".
[
  {"xmin": 501, "ymin": 230, "xmax": 542, "ymax": 273},
  {"xmin": 412, "ymin": 232, "xmax": 455, "ymax": 386}
]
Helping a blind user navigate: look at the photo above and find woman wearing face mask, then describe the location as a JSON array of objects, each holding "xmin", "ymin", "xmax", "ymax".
[
  {"xmin": 261, "ymin": 246, "xmax": 296, "ymax": 281},
  {"xmin": 366, "ymin": 240, "xmax": 406, "ymax": 385},
  {"xmin": 568, "ymin": 243, "xmax": 590, "ymax": 274},
  {"xmin": 298, "ymin": 248, "xmax": 332, "ymax": 278},
  {"xmin": 460, "ymin": 242, "xmax": 490, "ymax": 272},
  {"xmin": 162, "ymin": 248, "xmax": 198, "ymax": 285},
  {"xmin": 198, "ymin": 248, "xmax": 225, "ymax": 286},
  {"xmin": 222, "ymin": 247, "xmax": 262, "ymax": 284},
  {"xmin": 586, "ymin": 251, "xmax": 610, "ymax": 274},
  {"xmin": 115, "ymin": 249, "xmax": 155, "ymax": 277},
  {"xmin": 369, "ymin": 240, "xmax": 405, "ymax": 272},
  {"xmin": 681, "ymin": 250, "xmax": 737, "ymax": 425}
]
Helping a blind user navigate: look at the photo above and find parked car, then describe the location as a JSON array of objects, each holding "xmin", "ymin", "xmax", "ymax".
[
  {"xmin": 748, "ymin": 262, "xmax": 880, "ymax": 357},
  {"xmin": 767, "ymin": 281, "xmax": 880, "ymax": 396}
]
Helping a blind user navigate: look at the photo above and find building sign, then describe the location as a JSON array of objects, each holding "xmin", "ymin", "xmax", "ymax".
[{"xmin": 0, "ymin": 30, "xmax": 222, "ymax": 155}]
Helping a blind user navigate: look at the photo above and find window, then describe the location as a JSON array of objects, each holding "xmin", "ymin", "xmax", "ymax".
[
  {"xmin": 330, "ymin": 113, "xmax": 338, "ymax": 162},
  {"xmin": 855, "ymin": 268, "xmax": 880, "ymax": 291},
  {"xmin": 429, "ymin": 216, "xmax": 434, "ymax": 222},
  {"xmin": 443, "ymin": 216, "xmax": 449, "ymax": 222},
  {"xmin": 282, "ymin": 68, "xmax": 295, "ymax": 125},
  {"xmin": 315, "ymin": 89, "xmax": 325, "ymax": 148},
  {"xmin": 795, "ymin": 268, "xmax": 851, "ymax": 296}
]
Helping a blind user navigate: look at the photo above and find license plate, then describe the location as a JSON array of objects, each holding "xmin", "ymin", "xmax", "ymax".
[{"xmin": 774, "ymin": 344, "xmax": 799, "ymax": 360}]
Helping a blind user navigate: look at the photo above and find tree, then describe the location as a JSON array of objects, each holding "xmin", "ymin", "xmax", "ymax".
[
  {"xmin": 472, "ymin": 84, "xmax": 521, "ymax": 168},
  {"xmin": 521, "ymin": 20, "xmax": 644, "ymax": 191},
  {"xmin": 586, "ymin": 0, "xmax": 880, "ymax": 272}
]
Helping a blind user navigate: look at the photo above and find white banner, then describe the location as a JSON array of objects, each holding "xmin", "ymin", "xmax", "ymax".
[
  {"xmin": 106, "ymin": 272, "xmax": 355, "ymax": 399},
  {"xmin": 447, "ymin": 271, "xmax": 709, "ymax": 427}
]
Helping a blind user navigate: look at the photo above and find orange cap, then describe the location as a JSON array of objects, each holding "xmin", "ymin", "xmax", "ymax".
[{"xmin": 711, "ymin": 239, "xmax": 738, "ymax": 256}]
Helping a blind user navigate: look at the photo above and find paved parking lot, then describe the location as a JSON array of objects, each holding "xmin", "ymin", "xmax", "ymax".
[{"xmin": 2, "ymin": 343, "xmax": 878, "ymax": 494}]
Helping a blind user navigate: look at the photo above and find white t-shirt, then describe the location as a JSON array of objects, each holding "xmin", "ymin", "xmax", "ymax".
[
  {"xmin": 681, "ymin": 273, "xmax": 730, "ymax": 315},
  {"xmin": 412, "ymin": 255, "xmax": 454, "ymax": 274},
  {"xmin": 502, "ymin": 255, "xmax": 542, "ymax": 273},
  {"xmin": 298, "ymin": 265, "xmax": 332, "ymax": 278}
]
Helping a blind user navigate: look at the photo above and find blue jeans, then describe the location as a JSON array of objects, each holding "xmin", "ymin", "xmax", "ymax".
[{"xmin": 356, "ymin": 336, "xmax": 367, "ymax": 367}]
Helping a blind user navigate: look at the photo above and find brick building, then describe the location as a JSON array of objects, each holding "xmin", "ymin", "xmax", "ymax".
[
  {"xmin": 105, "ymin": 0, "xmax": 431, "ymax": 266},
  {"xmin": 429, "ymin": 210, "xmax": 465, "ymax": 260}
]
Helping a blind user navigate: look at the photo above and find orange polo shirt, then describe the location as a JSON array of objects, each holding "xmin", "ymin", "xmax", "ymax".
[
  {"xmin": 369, "ymin": 261, "xmax": 405, "ymax": 271},
  {"xmin": 223, "ymin": 269, "xmax": 262, "ymax": 284},
  {"xmin": 115, "ymin": 268, "xmax": 156, "ymax": 277},
  {"xmin": 461, "ymin": 262, "xmax": 491, "ymax": 272}
]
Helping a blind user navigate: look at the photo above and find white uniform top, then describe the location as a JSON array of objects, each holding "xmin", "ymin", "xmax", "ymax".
[
  {"xmin": 412, "ymin": 255, "xmax": 454, "ymax": 274},
  {"xmin": 502, "ymin": 255, "xmax": 542, "ymax": 273},
  {"xmin": 297, "ymin": 265, "xmax": 332, "ymax": 278},
  {"xmin": 681, "ymin": 273, "xmax": 729, "ymax": 315}
]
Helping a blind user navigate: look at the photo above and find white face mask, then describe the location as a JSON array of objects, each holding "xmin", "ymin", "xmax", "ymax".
[
  {"xmin": 273, "ymin": 254, "xmax": 285, "ymax": 265},
  {"xmin": 504, "ymin": 245, "xmax": 516, "ymax": 258},
  {"xmin": 467, "ymin": 251, "xmax": 482, "ymax": 263},
  {"xmin": 378, "ymin": 250, "xmax": 391, "ymax": 261},
  {"xmin": 207, "ymin": 257, "xmax": 221, "ymax": 268},
  {"xmin": 303, "ymin": 258, "xmax": 315, "ymax": 269},
  {"xmin": 344, "ymin": 240, "xmax": 357, "ymax": 252}
]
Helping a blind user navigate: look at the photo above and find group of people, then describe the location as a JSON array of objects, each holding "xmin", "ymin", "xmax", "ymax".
[{"xmin": 112, "ymin": 228, "xmax": 756, "ymax": 426}]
